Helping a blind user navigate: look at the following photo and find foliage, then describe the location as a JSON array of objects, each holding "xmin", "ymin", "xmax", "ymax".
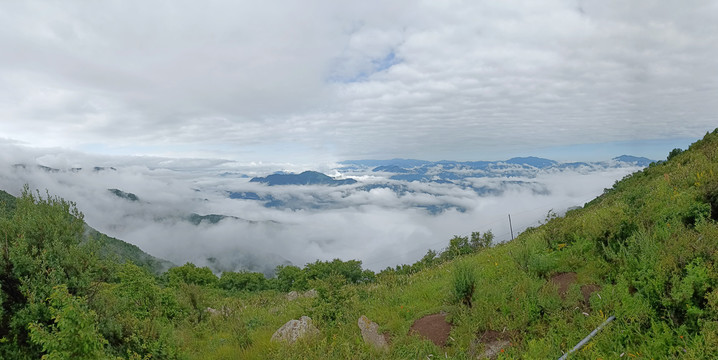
[
  {"xmin": 0, "ymin": 187, "xmax": 104, "ymax": 359},
  {"xmin": 450, "ymin": 262, "xmax": 476, "ymax": 307},
  {"xmin": 275, "ymin": 259, "xmax": 375, "ymax": 292},
  {"xmin": 28, "ymin": 285, "xmax": 107, "ymax": 360},
  {"xmin": 470, "ymin": 230, "xmax": 494, "ymax": 249},
  {"xmin": 166, "ymin": 263, "xmax": 219, "ymax": 287},
  {"xmin": 91, "ymin": 263, "xmax": 182, "ymax": 359},
  {"xmin": 667, "ymin": 147, "xmax": 684, "ymax": 161},
  {"xmin": 309, "ymin": 274, "xmax": 355, "ymax": 327},
  {"xmin": 275, "ymin": 265, "xmax": 306, "ymax": 292},
  {"xmin": 218, "ymin": 271, "xmax": 267, "ymax": 292}
]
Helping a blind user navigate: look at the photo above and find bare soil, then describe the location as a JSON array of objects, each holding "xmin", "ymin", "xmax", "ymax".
[
  {"xmin": 549, "ymin": 272, "xmax": 578, "ymax": 299},
  {"xmin": 409, "ymin": 313, "xmax": 452, "ymax": 347},
  {"xmin": 580, "ymin": 284, "xmax": 601, "ymax": 303}
]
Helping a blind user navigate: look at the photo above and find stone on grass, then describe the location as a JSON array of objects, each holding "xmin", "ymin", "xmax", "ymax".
[
  {"xmin": 271, "ymin": 316, "xmax": 319, "ymax": 344},
  {"xmin": 286, "ymin": 291, "xmax": 299, "ymax": 301},
  {"xmin": 357, "ymin": 315, "xmax": 389, "ymax": 351}
]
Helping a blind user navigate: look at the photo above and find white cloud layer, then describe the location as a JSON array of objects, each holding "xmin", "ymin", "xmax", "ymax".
[
  {"xmin": 0, "ymin": 144, "xmax": 643, "ymax": 273},
  {"xmin": 0, "ymin": 1, "xmax": 716, "ymax": 161}
]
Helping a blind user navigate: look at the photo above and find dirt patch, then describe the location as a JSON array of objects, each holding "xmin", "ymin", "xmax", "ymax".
[
  {"xmin": 409, "ymin": 313, "xmax": 451, "ymax": 347},
  {"xmin": 580, "ymin": 284, "xmax": 601, "ymax": 303},
  {"xmin": 470, "ymin": 330, "xmax": 513, "ymax": 359},
  {"xmin": 549, "ymin": 272, "xmax": 577, "ymax": 299}
]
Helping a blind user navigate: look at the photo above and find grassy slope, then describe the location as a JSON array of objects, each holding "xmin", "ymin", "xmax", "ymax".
[
  {"xmin": 0, "ymin": 189, "xmax": 174, "ymax": 275},
  {"xmin": 181, "ymin": 130, "xmax": 718, "ymax": 359}
]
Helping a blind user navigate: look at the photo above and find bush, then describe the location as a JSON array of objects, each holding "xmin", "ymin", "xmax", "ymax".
[
  {"xmin": 309, "ymin": 274, "xmax": 354, "ymax": 327},
  {"xmin": 470, "ymin": 231, "xmax": 494, "ymax": 250},
  {"xmin": 0, "ymin": 187, "xmax": 104, "ymax": 359},
  {"xmin": 218, "ymin": 271, "xmax": 266, "ymax": 292},
  {"xmin": 28, "ymin": 285, "xmax": 108, "ymax": 360},
  {"xmin": 166, "ymin": 263, "xmax": 218, "ymax": 287},
  {"xmin": 451, "ymin": 262, "xmax": 476, "ymax": 307}
]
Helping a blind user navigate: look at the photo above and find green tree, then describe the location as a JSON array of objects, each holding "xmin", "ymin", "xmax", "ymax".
[
  {"xmin": 218, "ymin": 271, "xmax": 266, "ymax": 292},
  {"xmin": 0, "ymin": 187, "xmax": 104, "ymax": 359},
  {"xmin": 275, "ymin": 265, "xmax": 305, "ymax": 292},
  {"xmin": 166, "ymin": 263, "xmax": 218, "ymax": 287},
  {"xmin": 28, "ymin": 285, "xmax": 107, "ymax": 360},
  {"xmin": 92, "ymin": 263, "xmax": 181, "ymax": 359},
  {"xmin": 442, "ymin": 235, "xmax": 471, "ymax": 260},
  {"xmin": 470, "ymin": 230, "xmax": 494, "ymax": 250},
  {"xmin": 667, "ymin": 147, "xmax": 683, "ymax": 161}
]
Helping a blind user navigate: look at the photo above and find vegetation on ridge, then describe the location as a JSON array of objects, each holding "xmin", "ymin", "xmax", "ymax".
[{"xmin": 1, "ymin": 130, "xmax": 718, "ymax": 358}]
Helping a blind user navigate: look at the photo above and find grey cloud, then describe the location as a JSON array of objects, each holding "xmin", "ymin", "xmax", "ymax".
[{"xmin": 0, "ymin": 1, "xmax": 715, "ymax": 160}]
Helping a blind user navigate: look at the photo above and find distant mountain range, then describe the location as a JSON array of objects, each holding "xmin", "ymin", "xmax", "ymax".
[
  {"xmin": 344, "ymin": 155, "xmax": 653, "ymax": 172},
  {"xmin": 249, "ymin": 170, "xmax": 357, "ymax": 186},
  {"xmin": 224, "ymin": 155, "xmax": 653, "ymax": 214}
]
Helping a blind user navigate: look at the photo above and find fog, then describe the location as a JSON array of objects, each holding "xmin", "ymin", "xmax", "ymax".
[{"xmin": 0, "ymin": 143, "xmax": 643, "ymax": 274}]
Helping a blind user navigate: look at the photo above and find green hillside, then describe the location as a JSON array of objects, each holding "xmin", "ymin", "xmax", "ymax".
[
  {"xmin": 0, "ymin": 189, "xmax": 173, "ymax": 275},
  {"xmin": 1, "ymin": 130, "xmax": 718, "ymax": 359}
]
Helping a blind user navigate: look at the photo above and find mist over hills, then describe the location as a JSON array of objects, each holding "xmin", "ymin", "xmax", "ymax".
[{"xmin": 0, "ymin": 146, "xmax": 652, "ymax": 275}]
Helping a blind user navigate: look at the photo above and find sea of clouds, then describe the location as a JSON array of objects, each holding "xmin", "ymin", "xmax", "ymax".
[{"xmin": 0, "ymin": 142, "xmax": 644, "ymax": 274}]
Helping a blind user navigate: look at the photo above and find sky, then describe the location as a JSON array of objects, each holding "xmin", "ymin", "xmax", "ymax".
[{"xmin": 1, "ymin": 0, "xmax": 717, "ymax": 163}]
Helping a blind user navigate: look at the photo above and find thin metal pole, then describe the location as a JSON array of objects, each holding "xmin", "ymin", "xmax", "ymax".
[
  {"xmin": 558, "ymin": 315, "xmax": 616, "ymax": 360},
  {"xmin": 508, "ymin": 214, "xmax": 514, "ymax": 240}
]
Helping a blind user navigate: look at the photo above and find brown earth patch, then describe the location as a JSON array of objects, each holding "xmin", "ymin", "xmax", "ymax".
[
  {"xmin": 549, "ymin": 272, "xmax": 577, "ymax": 299},
  {"xmin": 409, "ymin": 313, "xmax": 451, "ymax": 347},
  {"xmin": 580, "ymin": 284, "xmax": 601, "ymax": 303}
]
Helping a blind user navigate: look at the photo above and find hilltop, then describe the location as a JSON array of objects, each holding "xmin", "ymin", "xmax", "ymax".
[{"xmin": 0, "ymin": 130, "xmax": 716, "ymax": 359}]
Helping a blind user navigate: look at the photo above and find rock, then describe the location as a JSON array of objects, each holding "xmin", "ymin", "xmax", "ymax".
[
  {"xmin": 206, "ymin": 307, "xmax": 221, "ymax": 315},
  {"xmin": 205, "ymin": 306, "xmax": 231, "ymax": 316},
  {"xmin": 271, "ymin": 316, "xmax": 319, "ymax": 344},
  {"xmin": 357, "ymin": 315, "xmax": 389, "ymax": 351},
  {"xmin": 303, "ymin": 289, "xmax": 317, "ymax": 298},
  {"xmin": 286, "ymin": 291, "xmax": 299, "ymax": 301}
]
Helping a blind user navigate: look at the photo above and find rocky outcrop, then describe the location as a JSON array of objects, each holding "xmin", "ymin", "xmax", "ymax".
[
  {"xmin": 270, "ymin": 316, "xmax": 319, "ymax": 344},
  {"xmin": 357, "ymin": 315, "xmax": 389, "ymax": 351}
]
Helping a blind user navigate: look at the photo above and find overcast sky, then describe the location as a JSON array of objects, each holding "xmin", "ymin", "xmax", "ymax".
[{"xmin": 1, "ymin": 0, "xmax": 716, "ymax": 163}]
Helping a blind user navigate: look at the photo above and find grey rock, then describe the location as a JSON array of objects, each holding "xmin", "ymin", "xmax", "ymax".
[
  {"xmin": 271, "ymin": 316, "xmax": 319, "ymax": 344},
  {"xmin": 286, "ymin": 291, "xmax": 299, "ymax": 301},
  {"xmin": 358, "ymin": 315, "xmax": 389, "ymax": 351}
]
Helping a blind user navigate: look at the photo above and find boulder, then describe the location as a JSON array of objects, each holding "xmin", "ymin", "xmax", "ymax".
[
  {"xmin": 358, "ymin": 315, "xmax": 389, "ymax": 351},
  {"xmin": 271, "ymin": 316, "xmax": 319, "ymax": 344},
  {"xmin": 286, "ymin": 291, "xmax": 299, "ymax": 301},
  {"xmin": 205, "ymin": 306, "xmax": 231, "ymax": 316}
]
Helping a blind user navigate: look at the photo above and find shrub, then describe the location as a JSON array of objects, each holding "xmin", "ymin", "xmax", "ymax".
[
  {"xmin": 451, "ymin": 262, "xmax": 476, "ymax": 307},
  {"xmin": 218, "ymin": 271, "xmax": 266, "ymax": 292},
  {"xmin": 166, "ymin": 263, "xmax": 218, "ymax": 287},
  {"xmin": 28, "ymin": 285, "xmax": 108, "ymax": 360},
  {"xmin": 470, "ymin": 231, "xmax": 494, "ymax": 250},
  {"xmin": 309, "ymin": 274, "xmax": 354, "ymax": 327}
]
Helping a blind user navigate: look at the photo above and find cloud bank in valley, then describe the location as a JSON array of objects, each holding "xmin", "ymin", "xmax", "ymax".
[{"xmin": 0, "ymin": 143, "xmax": 645, "ymax": 273}]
